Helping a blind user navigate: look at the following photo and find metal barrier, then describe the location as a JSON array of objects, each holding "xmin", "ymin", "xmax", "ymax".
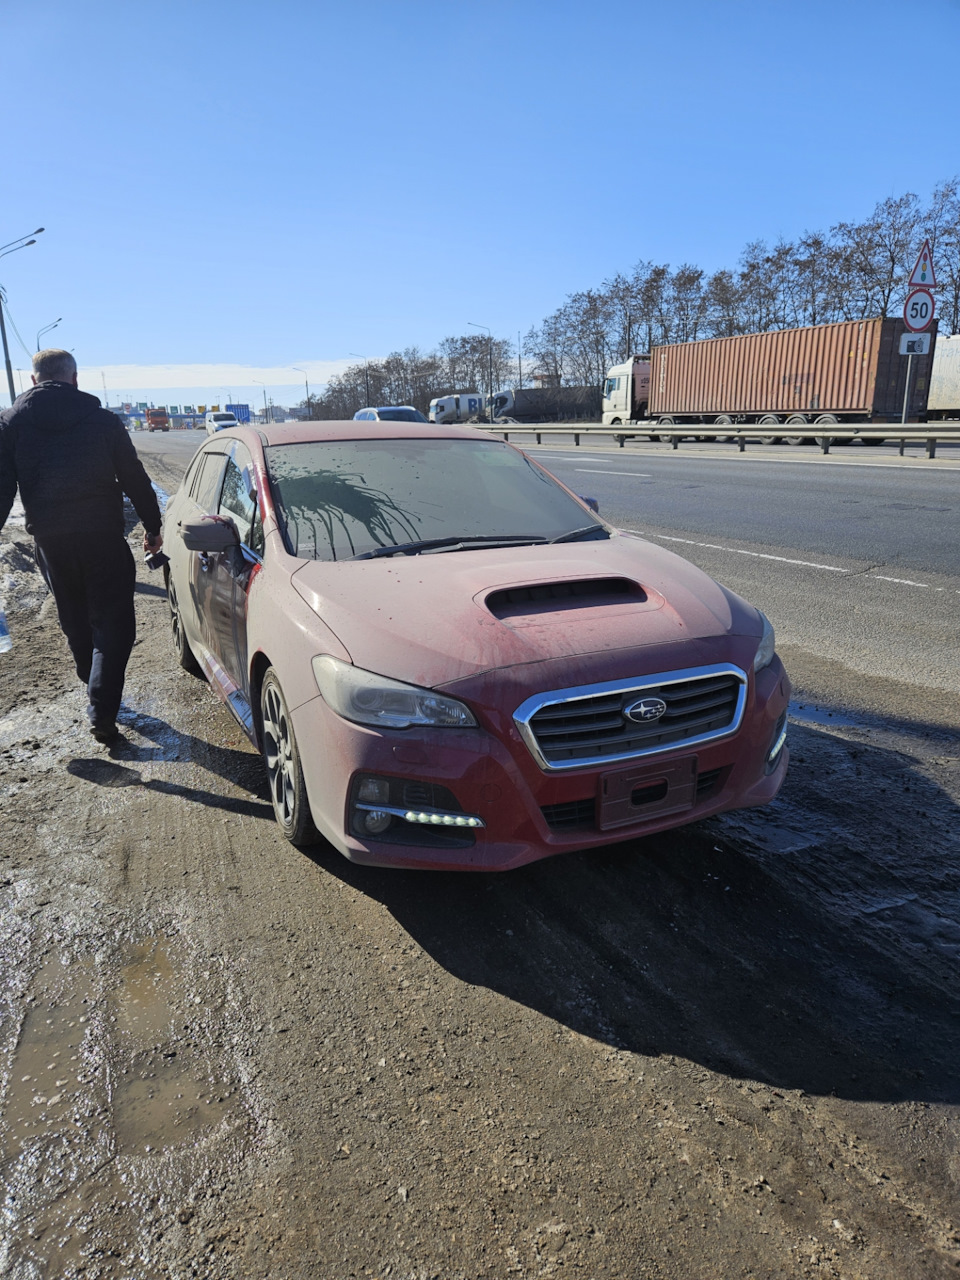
[{"xmin": 481, "ymin": 424, "xmax": 960, "ymax": 460}]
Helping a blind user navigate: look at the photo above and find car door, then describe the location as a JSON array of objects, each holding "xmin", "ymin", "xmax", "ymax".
[
  {"xmin": 172, "ymin": 448, "xmax": 229, "ymax": 659},
  {"xmin": 200, "ymin": 442, "xmax": 264, "ymax": 731}
]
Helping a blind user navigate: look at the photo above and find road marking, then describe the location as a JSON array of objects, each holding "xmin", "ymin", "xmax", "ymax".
[
  {"xmin": 577, "ymin": 469, "xmax": 652, "ymax": 477},
  {"xmin": 524, "ymin": 446, "xmax": 960, "ymax": 472},
  {"xmin": 624, "ymin": 529, "xmax": 960, "ymax": 594},
  {"xmin": 624, "ymin": 530, "xmax": 850, "ymax": 572}
]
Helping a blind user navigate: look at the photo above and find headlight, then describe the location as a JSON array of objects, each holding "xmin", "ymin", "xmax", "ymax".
[
  {"xmin": 753, "ymin": 611, "xmax": 776, "ymax": 672},
  {"xmin": 312, "ymin": 655, "xmax": 477, "ymax": 730}
]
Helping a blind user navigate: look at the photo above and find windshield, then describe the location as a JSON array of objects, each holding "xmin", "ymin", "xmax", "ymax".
[
  {"xmin": 376, "ymin": 408, "xmax": 428, "ymax": 422},
  {"xmin": 213, "ymin": 414, "xmax": 236, "ymax": 422},
  {"xmin": 264, "ymin": 438, "xmax": 606, "ymax": 561}
]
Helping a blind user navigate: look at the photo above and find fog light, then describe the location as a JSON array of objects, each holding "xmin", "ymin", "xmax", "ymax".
[{"xmin": 362, "ymin": 808, "xmax": 393, "ymax": 835}]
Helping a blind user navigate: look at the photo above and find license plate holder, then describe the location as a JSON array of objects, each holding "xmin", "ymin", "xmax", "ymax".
[{"xmin": 597, "ymin": 754, "xmax": 698, "ymax": 830}]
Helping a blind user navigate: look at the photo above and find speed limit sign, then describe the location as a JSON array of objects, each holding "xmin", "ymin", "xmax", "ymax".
[{"xmin": 903, "ymin": 288, "xmax": 935, "ymax": 332}]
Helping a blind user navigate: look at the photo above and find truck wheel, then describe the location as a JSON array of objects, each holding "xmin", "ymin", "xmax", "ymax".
[
  {"xmin": 757, "ymin": 415, "xmax": 782, "ymax": 445},
  {"xmin": 783, "ymin": 414, "xmax": 808, "ymax": 446},
  {"xmin": 714, "ymin": 414, "xmax": 734, "ymax": 443}
]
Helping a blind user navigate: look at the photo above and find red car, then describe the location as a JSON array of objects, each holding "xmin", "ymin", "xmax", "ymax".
[{"xmin": 163, "ymin": 422, "xmax": 790, "ymax": 870}]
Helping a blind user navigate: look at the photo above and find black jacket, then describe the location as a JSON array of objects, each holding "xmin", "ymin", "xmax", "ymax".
[{"xmin": 0, "ymin": 382, "xmax": 162, "ymax": 541}]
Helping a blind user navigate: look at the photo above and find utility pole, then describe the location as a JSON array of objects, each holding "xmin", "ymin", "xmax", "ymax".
[{"xmin": 518, "ymin": 330, "xmax": 522, "ymax": 389}]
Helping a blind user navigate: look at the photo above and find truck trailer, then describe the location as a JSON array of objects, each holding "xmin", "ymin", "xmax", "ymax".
[
  {"xmin": 604, "ymin": 317, "xmax": 939, "ymax": 443},
  {"xmin": 927, "ymin": 333, "xmax": 960, "ymax": 420},
  {"xmin": 489, "ymin": 385, "xmax": 601, "ymax": 423}
]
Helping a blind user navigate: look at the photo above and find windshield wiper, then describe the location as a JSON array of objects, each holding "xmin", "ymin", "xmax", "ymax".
[
  {"xmin": 549, "ymin": 524, "xmax": 610, "ymax": 544},
  {"xmin": 349, "ymin": 534, "xmax": 549, "ymax": 561}
]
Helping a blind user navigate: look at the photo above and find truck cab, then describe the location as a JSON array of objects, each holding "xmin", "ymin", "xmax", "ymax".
[
  {"xmin": 429, "ymin": 393, "xmax": 485, "ymax": 424},
  {"xmin": 602, "ymin": 356, "xmax": 650, "ymax": 425}
]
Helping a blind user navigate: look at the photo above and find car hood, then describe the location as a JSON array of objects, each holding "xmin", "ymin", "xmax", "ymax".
[{"xmin": 290, "ymin": 532, "xmax": 762, "ymax": 689}]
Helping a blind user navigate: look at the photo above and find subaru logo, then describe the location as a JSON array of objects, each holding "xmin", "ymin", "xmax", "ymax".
[{"xmin": 624, "ymin": 696, "xmax": 667, "ymax": 723}]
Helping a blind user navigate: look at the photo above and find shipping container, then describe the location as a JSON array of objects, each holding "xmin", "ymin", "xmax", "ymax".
[
  {"xmin": 927, "ymin": 333, "xmax": 960, "ymax": 420},
  {"xmin": 490, "ymin": 385, "xmax": 601, "ymax": 423},
  {"xmin": 648, "ymin": 318, "xmax": 938, "ymax": 429}
]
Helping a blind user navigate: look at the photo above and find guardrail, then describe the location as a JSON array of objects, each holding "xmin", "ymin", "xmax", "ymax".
[{"xmin": 480, "ymin": 423, "xmax": 960, "ymax": 459}]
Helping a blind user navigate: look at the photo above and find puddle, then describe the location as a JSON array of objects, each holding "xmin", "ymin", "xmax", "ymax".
[
  {"xmin": 788, "ymin": 699, "xmax": 862, "ymax": 729},
  {"xmin": 111, "ymin": 939, "xmax": 235, "ymax": 1154}
]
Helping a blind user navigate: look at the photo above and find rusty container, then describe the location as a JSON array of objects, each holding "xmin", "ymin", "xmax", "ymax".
[{"xmin": 649, "ymin": 318, "xmax": 938, "ymax": 422}]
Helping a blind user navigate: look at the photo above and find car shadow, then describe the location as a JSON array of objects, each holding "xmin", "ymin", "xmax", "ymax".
[
  {"xmin": 66, "ymin": 756, "xmax": 274, "ymax": 820},
  {"xmin": 134, "ymin": 581, "xmax": 168, "ymax": 598},
  {"xmin": 112, "ymin": 708, "xmax": 269, "ymax": 797},
  {"xmin": 303, "ymin": 717, "xmax": 960, "ymax": 1106}
]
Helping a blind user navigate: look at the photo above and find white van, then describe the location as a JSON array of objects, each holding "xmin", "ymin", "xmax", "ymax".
[
  {"xmin": 428, "ymin": 393, "xmax": 485, "ymax": 424},
  {"xmin": 205, "ymin": 411, "xmax": 239, "ymax": 435}
]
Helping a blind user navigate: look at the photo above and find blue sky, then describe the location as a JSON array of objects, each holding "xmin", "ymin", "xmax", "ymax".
[{"xmin": 2, "ymin": 0, "xmax": 958, "ymax": 408}]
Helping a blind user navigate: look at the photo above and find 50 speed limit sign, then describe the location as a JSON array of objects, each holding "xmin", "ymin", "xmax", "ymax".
[{"xmin": 903, "ymin": 288, "xmax": 935, "ymax": 332}]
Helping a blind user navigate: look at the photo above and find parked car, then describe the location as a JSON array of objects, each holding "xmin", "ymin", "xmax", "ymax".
[
  {"xmin": 162, "ymin": 420, "xmax": 789, "ymax": 871},
  {"xmin": 353, "ymin": 406, "xmax": 429, "ymax": 423},
  {"xmin": 205, "ymin": 411, "xmax": 239, "ymax": 435}
]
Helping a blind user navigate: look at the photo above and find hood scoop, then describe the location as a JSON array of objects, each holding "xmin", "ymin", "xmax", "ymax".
[{"xmin": 484, "ymin": 576, "xmax": 646, "ymax": 621}]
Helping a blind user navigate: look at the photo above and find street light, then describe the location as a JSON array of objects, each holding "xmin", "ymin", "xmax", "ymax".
[
  {"xmin": 348, "ymin": 352, "xmax": 371, "ymax": 406},
  {"xmin": 0, "ymin": 228, "xmax": 45, "ymax": 405},
  {"xmin": 292, "ymin": 366, "xmax": 311, "ymax": 419},
  {"xmin": 252, "ymin": 379, "xmax": 268, "ymax": 423},
  {"xmin": 468, "ymin": 323, "xmax": 494, "ymax": 421},
  {"xmin": 37, "ymin": 317, "xmax": 62, "ymax": 351}
]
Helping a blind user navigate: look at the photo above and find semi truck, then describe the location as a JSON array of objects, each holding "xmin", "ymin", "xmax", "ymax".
[
  {"xmin": 927, "ymin": 333, "xmax": 960, "ymax": 420},
  {"xmin": 428, "ymin": 392, "xmax": 485, "ymax": 424},
  {"xmin": 603, "ymin": 317, "xmax": 940, "ymax": 443},
  {"xmin": 489, "ymin": 384, "xmax": 602, "ymax": 423},
  {"xmin": 602, "ymin": 356, "xmax": 651, "ymax": 425},
  {"xmin": 145, "ymin": 408, "xmax": 170, "ymax": 432}
]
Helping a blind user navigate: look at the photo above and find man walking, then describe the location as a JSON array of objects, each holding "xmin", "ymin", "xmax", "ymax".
[{"xmin": 0, "ymin": 349, "xmax": 163, "ymax": 743}]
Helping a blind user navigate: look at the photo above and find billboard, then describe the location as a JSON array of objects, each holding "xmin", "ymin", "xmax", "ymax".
[{"xmin": 226, "ymin": 403, "xmax": 251, "ymax": 423}]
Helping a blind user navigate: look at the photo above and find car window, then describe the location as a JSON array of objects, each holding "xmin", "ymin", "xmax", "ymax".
[
  {"xmin": 194, "ymin": 452, "xmax": 228, "ymax": 511},
  {"xmin": 184, "ymin": 454, "xmax": 205, "ymax": 499},
  {"xmin": 264, "ymin": 437, "xmax": 605, "ymax": 561},
  {"xmin": 219, "ymin": 446, "xmax": 264, "ymax": 555},
  {"xmin": 376, "ymin": 408, "xmax": 428, "ymax": 422}
]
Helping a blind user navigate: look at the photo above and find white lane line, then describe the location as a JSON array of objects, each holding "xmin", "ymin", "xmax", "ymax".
[
  {"xmin": 871, "ymin": 574, "xmax": 944, "ymax": 590},
  {"xmin": 533, "ymin": 454, "xmax": 610, "ymax": 463},
  {"xmin": 577, "ymin": 468, "xmax": 652, "ymax": 477},
  {"xmin": 623, "ymin": 529, "xmax": 849, "ymax": 573},
  {"xmin": 625, "ymin": 528, "xmax": 960, "ymax": 594}
]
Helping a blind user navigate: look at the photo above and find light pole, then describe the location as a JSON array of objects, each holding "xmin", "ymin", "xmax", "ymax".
[
  {"xmin": 0, "ymin": 228, "xmax": 45, "ymax": 406},
  {"xmin": 468, "ymin": 323, "xmax": 494, "ymax": 420},
  {"xmin": 36, "ymin": 317, "xmax": 62, "ymax": 351},
  {"xmin": 292, "ymin": 366, "xmax": 311, "ymax": 419},
  {"xmin": 349, "ymin": 352, "xmax": 371, "ymax": 406},
  {"xmin": 252, "ymin": 379, "xmax": 268, "ymax": 423}
]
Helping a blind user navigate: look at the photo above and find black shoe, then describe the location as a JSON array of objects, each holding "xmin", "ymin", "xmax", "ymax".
[{"xmin": 90, "ymin": 722, "xmax": 119, "ymax": 744}]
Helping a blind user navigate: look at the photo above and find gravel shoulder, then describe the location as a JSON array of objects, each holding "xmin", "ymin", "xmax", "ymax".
[{"xmin": 0, "ymin": 441, "xmax": 958, "ymax": 1279}]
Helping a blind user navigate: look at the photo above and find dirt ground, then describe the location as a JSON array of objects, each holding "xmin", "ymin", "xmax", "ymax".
[{"xmin": 1, "ymin": 447, "xmax": 959, "ymax": 1279}]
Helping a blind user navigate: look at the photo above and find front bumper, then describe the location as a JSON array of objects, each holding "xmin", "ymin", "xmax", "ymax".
[{"xmin": 292, "ymin": 654, "xmax": 791, "ymax": 872}]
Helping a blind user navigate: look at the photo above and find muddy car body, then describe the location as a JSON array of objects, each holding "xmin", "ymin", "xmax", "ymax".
[{"xmin": 163, "ymin": 421, "xmax": 790, "ymax": 870}]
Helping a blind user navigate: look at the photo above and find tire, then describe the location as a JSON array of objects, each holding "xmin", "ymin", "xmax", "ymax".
[
  {"xmin": 757, "ymin": 415, "xmax": 782, "ymax": 445},
  {"xmin": 783, "ymin": 414, "xmax": 808, "ymax": 446},
  {"xmin": 261, "ymin": 668, "xmax": 319, "ymax": 846},
  {"xmin": 714, "ymin": 414, "xmax": 734, "ymax": 443},
  {"xmin": 168, "ymin": 578, "xmax": 204, "ymax": 677}
]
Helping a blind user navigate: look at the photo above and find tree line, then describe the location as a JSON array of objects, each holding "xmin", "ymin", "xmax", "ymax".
[{"xmin": 308, "ymin": 179, "xmax": 960, "ymax": 419}]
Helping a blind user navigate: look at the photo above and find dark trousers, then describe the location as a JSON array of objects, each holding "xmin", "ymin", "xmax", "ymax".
[{"xmin": 35, "ymin": 534, "xmax": 137, "ymax": 729}]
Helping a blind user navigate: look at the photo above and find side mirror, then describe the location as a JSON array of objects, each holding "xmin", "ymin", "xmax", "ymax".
[
  {"xmin": 579, "ymin": 496, "xmax": 600, "ymax": 514},
  {"xmin": 178, "ymin": 515, "xmax": 239, "ymax": 552}
]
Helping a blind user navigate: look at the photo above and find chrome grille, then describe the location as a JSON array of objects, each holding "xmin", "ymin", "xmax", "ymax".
[{"xmin": 514, "ymin": 664, "xmax": 747, "ymax": 771}]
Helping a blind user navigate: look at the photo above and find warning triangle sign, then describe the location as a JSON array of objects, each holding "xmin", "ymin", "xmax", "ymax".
[{"xmin": 908, "ymin": 239, "xmax": 937, "ymax": 288}]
